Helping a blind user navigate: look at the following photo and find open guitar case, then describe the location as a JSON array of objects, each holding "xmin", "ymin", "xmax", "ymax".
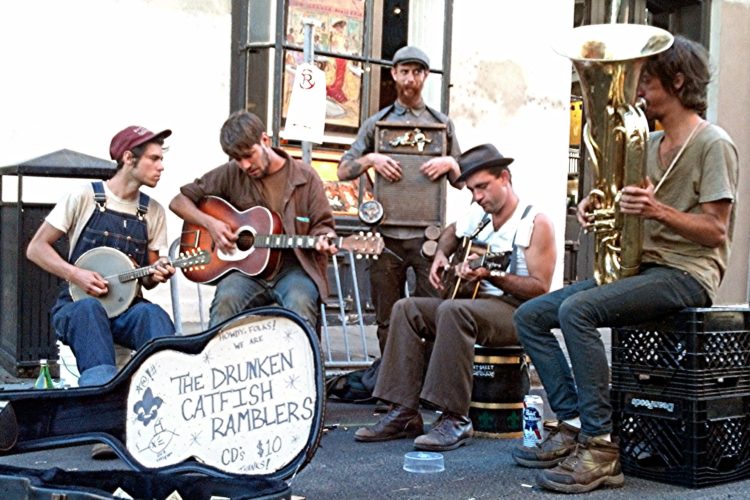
[{"xmin": 0, "ymin": 307, "xmax": 326, "ymax": 499}]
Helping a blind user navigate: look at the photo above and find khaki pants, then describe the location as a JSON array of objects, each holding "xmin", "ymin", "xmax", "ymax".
[{"xmin": 374, "ymin": 296, "xmax": 518, "ymax": 416}]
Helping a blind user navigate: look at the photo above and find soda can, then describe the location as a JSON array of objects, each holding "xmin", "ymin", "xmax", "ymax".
[{"xmin": 522, "ymin": 394, "xmax": 545, "ymax": 447}]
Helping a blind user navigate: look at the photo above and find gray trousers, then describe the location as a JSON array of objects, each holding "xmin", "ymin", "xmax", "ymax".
[{"xmin": 374, "ymin": 296, "xmax": 519, "ymax": 416}]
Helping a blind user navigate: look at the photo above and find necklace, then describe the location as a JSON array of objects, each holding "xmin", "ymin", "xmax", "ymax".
[{"xmin": 654, "ymin": 120, "xmax": 706, "ymax": 194}]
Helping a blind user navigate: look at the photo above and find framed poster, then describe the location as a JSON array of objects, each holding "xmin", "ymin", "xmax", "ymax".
[
  {"xmin": 283, "ymin": 0, "xmax": 365, "ymax": 131},
  {"xmin": 286, "ymin": 145, "xmax": 373, "ymax": 218}
]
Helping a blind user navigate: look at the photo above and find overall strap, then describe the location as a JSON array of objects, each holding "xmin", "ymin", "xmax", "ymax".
[
  {"xmin": 91, "ymin": 181, "xmax": 106, "ymax": 209},
  {"xmin": 137, "ymin": 191, "xmax": 150, "ymax": 220},
  {"xmin": 509, "ymin": 205, "xmax": 533, "ymax": 274}
]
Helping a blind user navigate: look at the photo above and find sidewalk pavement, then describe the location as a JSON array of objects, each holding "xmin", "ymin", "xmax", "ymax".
[
  {"xmin": 5, "ymin": 326, "xmax": 750, "ymax": 498},
  {"xmin": 1, "ymin": 395, "xmax": 748, "ymax": 499}
]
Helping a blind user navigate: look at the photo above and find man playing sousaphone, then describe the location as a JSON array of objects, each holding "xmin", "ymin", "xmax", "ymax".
[
  {"xmin": 353, "ymin": 144, "xmax": 555, "ymax": 451},
  {"xmin": 513, "ymin": 35, "xmax": 739, "ymax": 493}
]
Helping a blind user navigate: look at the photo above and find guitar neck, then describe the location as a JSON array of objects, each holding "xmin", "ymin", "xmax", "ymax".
[{"xmin": 255, "ymin": 234, "xmax": 337, "ymax": 250}]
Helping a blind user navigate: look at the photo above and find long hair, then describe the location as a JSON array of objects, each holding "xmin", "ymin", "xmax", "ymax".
[{"xmin": 642, "ymin": 35, "xmax": 711, "ymax": 117}]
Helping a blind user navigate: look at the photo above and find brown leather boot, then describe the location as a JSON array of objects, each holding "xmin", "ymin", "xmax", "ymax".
[
  {"xmin": 413, "ymin": 413, "xmax": 473, "ymax": 451},
  {"xmin": 354, "ymin": 405, "xmax": 423, "ymax": 442},
  {"xmin": 512, "ymin": 421, "xmax": 579, "ymax": 468},
  {"xmin": 538, "ymin": 436, "xmax": 624, "ymax": 493}
]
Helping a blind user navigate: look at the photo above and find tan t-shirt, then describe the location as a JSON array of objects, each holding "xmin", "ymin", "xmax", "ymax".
[
  {"xmin": 641, "ymin": 124, "xmax": 739, "ymax": 300},
  {"xmin": 45, "ymin": 182, "xmax": 170, "ymax": 259}
]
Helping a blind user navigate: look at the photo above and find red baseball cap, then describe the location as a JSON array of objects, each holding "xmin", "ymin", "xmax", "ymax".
[{"xmin": 109, "ymin": 126, "xmax": 172, "ymax": 160}]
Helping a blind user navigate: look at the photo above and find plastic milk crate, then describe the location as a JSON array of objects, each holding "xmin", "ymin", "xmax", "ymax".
[
  {"xmin": 611, "ymin": 306, "xmax": 750, "ymax": 398},
  {"xmin": 612, "ymin": 389, "xmax": 750, "ymax": 488}
]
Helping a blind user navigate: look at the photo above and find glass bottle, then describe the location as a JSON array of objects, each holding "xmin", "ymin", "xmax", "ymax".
[{"xmin": 33, "ymin": 359, "xmax": 55, "ymax": 389}]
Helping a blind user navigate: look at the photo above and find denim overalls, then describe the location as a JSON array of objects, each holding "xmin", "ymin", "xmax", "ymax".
[{"xmin": 51, "ymin": 182, "xmax": 174, "ymax": 386}]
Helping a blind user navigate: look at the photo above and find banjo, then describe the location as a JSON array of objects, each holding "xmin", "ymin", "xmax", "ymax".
[{"xmin": 69, "ymin": 247, "xmax": 210, "ymax": 318}]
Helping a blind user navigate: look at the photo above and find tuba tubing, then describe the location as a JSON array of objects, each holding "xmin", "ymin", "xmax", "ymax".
[{"xmin": 557, "ymin": 24, "xmax": 673, "ymax": 285}]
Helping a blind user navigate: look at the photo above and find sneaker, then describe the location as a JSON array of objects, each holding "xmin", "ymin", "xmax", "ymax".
[
  {"xmin": 538, "ymin": 436, "xmax": 625, "ymax": 493},
  {"xmin": 512, "ymin": 421, "xmax": 579, "ymax": 468},
  {"xmin": 413, "ymin": 413, "xmax": 473, "ymax": 451}
]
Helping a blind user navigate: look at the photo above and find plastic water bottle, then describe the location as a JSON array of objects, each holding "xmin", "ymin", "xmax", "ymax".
[
  {"xmin": 522, "ymin": 394, "xmax": 545, "ymax": 447},
  {"xmin": 33, "ymin": 359, "xmax": 55, "ymax": 389}
]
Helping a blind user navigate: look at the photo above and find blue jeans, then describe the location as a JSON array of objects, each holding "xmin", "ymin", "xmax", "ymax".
[
  {"xmin": 210, "ymin": 266, "xmax": 319, "ymax": 329},
  {"xmin": 52, "ymin": 297, "xmax": 175, "ymax": 386},
  {"xmin": 513, "ymin": 265, "xmax": 709, "ymax": 438}
]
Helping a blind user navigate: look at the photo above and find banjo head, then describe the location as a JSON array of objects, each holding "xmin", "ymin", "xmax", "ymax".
[{"xmin": 69, "ymin": 247, "xmax": 138, "ymax": 318}]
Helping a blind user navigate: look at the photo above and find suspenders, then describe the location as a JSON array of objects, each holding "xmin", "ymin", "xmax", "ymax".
[{"xmin": 91, "ymin": 181, "xmax": 150, "ymax": 220}]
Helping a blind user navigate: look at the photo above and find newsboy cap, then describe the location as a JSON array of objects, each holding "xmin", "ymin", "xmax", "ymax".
[
  {"xmin": 456, "ymin": 144, "xmax": 514, "ymax": 183},
  {"xmin": 392, "ymin": 45, "xmax": 430, "ymax": 70},
  {"xmin": 110, "ymin": 126, "xmax": 172, "ymax": 160}
]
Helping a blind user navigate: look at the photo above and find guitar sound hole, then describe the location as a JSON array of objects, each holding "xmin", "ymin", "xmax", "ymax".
[{"xmin": 236, "ymin": 231, "xmax": 255, "ymax": 252}]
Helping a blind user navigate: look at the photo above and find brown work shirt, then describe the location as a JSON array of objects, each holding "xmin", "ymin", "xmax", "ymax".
[{"xmin": 179, "ymin": 147, "xmax": 335, "ymax": 297}]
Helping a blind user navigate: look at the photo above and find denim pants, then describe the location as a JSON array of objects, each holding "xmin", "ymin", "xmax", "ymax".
[
  {"xmin": 209, "ymin": 265, "xmax": 319, "ymax": 329},
  {"xmin": 513, "ymin": 265, "xmax": 709, "ymax": 438},
  {"xmin": 52, "ymin": 296, "xmax": 175, "ymax": 386}
]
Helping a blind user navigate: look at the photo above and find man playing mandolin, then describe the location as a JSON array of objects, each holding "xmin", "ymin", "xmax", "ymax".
[
  {"xmin": 169, "ymin": 110, "xmax": 338, "ymax": 330},
  {"xmin": 27, "ymin": 125, "xmax": 177, "ymax": 387},
  {"xmin": 354, "ymin": 144, "xmax": 556, "ymax": 451}
]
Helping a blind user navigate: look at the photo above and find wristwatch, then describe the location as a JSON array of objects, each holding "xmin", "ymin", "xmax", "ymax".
[{"xmin": 490, "ymin": 270, "xmax": 507, "ymax": 279}]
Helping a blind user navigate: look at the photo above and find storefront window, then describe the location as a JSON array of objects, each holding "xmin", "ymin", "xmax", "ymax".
[{"xmin": 232, "ymin": 0, "xmax": 452, "ymax": 225}]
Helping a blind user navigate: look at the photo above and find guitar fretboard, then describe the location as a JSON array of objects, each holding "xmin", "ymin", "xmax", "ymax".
[{"xmin": 255, "ymin": 234, "xmax": 341, "ymax": 249}]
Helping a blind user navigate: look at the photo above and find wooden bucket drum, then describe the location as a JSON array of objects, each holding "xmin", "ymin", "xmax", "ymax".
[{"xmin": 469, "ymin": 345, "xmax": 530, "ymax": 438}]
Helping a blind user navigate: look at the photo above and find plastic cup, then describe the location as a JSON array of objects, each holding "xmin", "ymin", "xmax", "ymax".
[{"xmin": 403, "ymin": 451, "xmax": 444, "ymax": 473}]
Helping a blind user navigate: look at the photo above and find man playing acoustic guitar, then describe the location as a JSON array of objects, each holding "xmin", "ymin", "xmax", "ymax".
[
  {"xmin": 169, "ymin": 110, "xmax": 338, "ymax": 330},
  {"xmin": 27, "ymin": 125, "xmax": 177, "ymax": 388},
  {"xmin": 354, "ymin": 144, "xmax": 556, "ymax": 451}
]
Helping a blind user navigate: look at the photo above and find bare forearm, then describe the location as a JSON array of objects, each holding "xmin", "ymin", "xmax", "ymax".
[
  {"xmin": 436, "ymin": 223, "xmax": 460, "ymax": 258},
  {"xmin": 170, "ymin": 193, "xmax": 213, "ymax": 228},
  {"xmin": 653, "ymin": 203, "xmax": 730, "ymax": 247},
  {"xmin": 486, "ymin": 271, "xmax": 549, "ymax": 301},
  {"xmin": 337, "ymin": 158, "xmax": 370, "ymax": 181},
  {"xmin": 27, "ymin": 242, "xmax": 76, "ymax": 281}
]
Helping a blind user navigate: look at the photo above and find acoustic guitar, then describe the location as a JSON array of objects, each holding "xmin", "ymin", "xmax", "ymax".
[
  {"xmin": 69, "ymin": 247, "xmax": 210, "ymax": 318},
  {"xmin": 441, "ymin": 238, "xmax": 511, "ymax": 299},
  {"xmin": 179, "ymin": 196, "xmax": 384, "ymax": 284}
]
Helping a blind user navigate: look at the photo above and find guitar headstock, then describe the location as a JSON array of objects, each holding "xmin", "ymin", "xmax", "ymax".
[
  {"xmin": 340, "ymin": 232, "xmax": 385, "ymax": 259},
  {"xmin": 174, "ymin": 248, "xmax": 211, "ymax": 270}
]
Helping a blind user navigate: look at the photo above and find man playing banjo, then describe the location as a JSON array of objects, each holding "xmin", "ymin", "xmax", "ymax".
[{"xmin": 27, "ymin": 125, "xmax": 176, "ymax": 388}]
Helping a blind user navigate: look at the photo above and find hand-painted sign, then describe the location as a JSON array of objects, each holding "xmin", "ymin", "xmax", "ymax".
[{"xmin": 126, "ymin": 315, "xmax": 317, "ymax": 474}]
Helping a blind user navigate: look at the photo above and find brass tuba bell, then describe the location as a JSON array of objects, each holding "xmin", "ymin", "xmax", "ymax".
[{"xmin": 557, "ymin": 24, "xmax": 673, "ymax": 285}]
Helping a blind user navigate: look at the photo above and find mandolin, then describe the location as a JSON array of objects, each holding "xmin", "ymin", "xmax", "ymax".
[
  {"xmin": 179, "ymin": 196, "xmax": 384, "ymax": 284},
  {"xmin": 69, "ymin": 247, "xmax": 210, "ymax": 318}
]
